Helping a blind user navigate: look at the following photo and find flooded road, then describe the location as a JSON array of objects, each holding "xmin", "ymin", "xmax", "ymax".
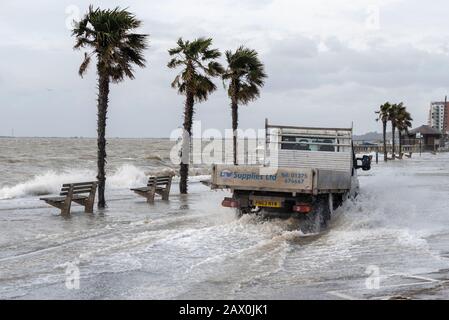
[{"xmin": 1, "ymin": 139, "xmax": 449, "ymax": 299}]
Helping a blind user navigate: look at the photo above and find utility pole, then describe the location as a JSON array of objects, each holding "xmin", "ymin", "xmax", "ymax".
[
  {"xmin": 443, "ymin": 96, "xmax": 449, "ymax": 134},
  {"xmin": 445, "ymin": 95, "xmax": 448, "ymax": 147},
  {"xmin": 416, "ymin": 132, "xmax": 422, "ymax": 156}
]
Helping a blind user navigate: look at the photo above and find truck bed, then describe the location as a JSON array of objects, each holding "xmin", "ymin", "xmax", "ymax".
[{"xmin": 211, "ymin": 164, "xmax": 352, "ymax": 194}]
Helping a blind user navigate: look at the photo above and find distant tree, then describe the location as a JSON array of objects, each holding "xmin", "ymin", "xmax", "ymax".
[
  {"xmin": 168, "ymin": 38, "xmax": 223, "ymax": 193},
  {"xmin": 375, "ymin": 102, "xmax": 392, "ymax": 162},
  {"xmin": 395, "ymin": 105, "xmax": 413, "ymax": 159},
  {"xmin": 72, "ymin": 6, "xmax": 148, "ymax": 208},
  {"xmin": 222, "ymin": 46, "xmax": 267, "ymax": 165},
  {"xmin": 389, "ymin": 103, "xmax": 402, "ymax": 160}
]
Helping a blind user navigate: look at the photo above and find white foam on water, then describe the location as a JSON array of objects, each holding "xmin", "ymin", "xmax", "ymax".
[
  {"xmin": 313, "ymin": 154, "xmax": 449, "ymax": 276},
  {"xmin": 0, "ymin": 169, "xmax": 94, "ymax": 200},
  {"xmin": 0, "ymin": 164, "xmax": 201, "ymax": 200},
  {"xmin": 174, "ymin": 174, "xmax": 211, "ymax": 183},
  {"xmin": 0, "ymin": 162, "xmax": 213, "ymax": 200},
  {"xmin": 106, "ymin": 164, "xmax": 147, "ymax": 189}
]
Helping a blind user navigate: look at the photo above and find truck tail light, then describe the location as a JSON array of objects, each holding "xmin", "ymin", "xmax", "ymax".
[
  {"xmin": 293, "ymin": 203, "xmax": 312, "ymax": 214},
  {"xmin": 222, "ymin": 197, "xmax": 240, "ymax": 208}
]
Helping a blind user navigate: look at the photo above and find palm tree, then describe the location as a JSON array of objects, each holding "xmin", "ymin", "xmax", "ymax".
[
  {"xmin": 168, "ymin": 38, "xmax": 223, "ymax": 194},
  {"xmin": 222, "ymin": 46, "xmax": 267, "ymax": 165},
  {"xmin": 72, "ymin": 6, "xmax": 148, "ymax": 208},
  {"xmin": 375, "ymin": 102, "xmax": 392, "ymax": 162},
  {"xmin": 396, "ymin": 105, "xmax": 413, "ymax": 159},
  {"xmin": 389, "ymin": 103, "xmax": 402, "ymax": 160}
]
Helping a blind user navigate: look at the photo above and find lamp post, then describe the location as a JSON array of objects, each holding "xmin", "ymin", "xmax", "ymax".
[{"xmin": 417, "ymin": 132, "xmax": 422, "ymax": 156}]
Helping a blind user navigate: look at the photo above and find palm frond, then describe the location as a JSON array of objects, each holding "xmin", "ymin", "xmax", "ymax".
[
  {"xmin": 222, "ymin": 46, "xmax": 266, "ymax": 105},
  {"xmin": 78, "ymin": 52, "xmax": 92, "ymax": 77},
  {"xmin": 167, "ymin": 37, "xmax": 223, "ymax": 99},
  {"xmin": 72, "ymin": 6, "xmax": 148, "ymax": 81},
  {"xmin": 167, "ymin": 58, "xmax": 183, "ymax": 69},
  {"xmin": 376, "ymin": 102, "xmax": 392, "ymax": 122}
]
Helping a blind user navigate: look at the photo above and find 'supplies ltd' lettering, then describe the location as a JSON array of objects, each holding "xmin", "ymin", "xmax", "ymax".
[{"xmin": 232, "ymin": 172, "xmax": 308, "ymax": 184}]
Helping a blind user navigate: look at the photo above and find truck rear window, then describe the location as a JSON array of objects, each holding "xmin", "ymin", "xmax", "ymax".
[{"xmin": 281, "ymin": 136, "xmax": 336, "ymax": 152}]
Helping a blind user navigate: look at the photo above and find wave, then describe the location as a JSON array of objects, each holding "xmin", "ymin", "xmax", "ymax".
[
  {"xmin": 144, "ymin": 154, "xmax": 163, "ymax": 161},
  {"xmin": 0, "ymin": 164, "xmax": 147, "ymax": 200},
  {"xmin": 107, "ymin": 164, "xmax": 148, "ymax": 189},
  {"xmin": 4, "ymin": 159, "xmax": 23, "ymax": 164},
  {"xmin": 0, "ymin": 164, "xmax": 213, "ymax": 200},
  {"xmin": 0, "ymin": 169, "xmax": 95, "ymax": 200}
]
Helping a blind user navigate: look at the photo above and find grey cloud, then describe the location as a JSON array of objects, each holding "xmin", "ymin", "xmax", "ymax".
[
  {"xmin": 263, "ymin": 36, "xmax": 449, "ymax": 92},
  {"xmin": 1, "ymin": 0, "xmax": 449, "ymax": 137}
]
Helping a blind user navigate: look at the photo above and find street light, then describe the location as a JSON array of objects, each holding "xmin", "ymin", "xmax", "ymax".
[{"xmin": 417, "ymin": 132, "xmax": 422, "ymax": 156}]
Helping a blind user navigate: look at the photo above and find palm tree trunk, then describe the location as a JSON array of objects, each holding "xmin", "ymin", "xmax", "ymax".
[
  {"xmin": 97, "ymin": 71, "xmax": 109, "ymax": 208},
  {"xmin": 180, "ymin": 91, "xmax": 194, "ymax": 194},
  {"xmin": 398, "ymin": 131, "xmax": 403, "ymax": 159},
  {"xmin": 231, "ymin": 97, "xmax": 238, "ymax": 165},
  {"xmin": 383, "ymin": 121, "xmax": 387, "ymax": 162},
  {"xmin": 391, "ymin": 124, "xmax": 396, "ymax": 160}
]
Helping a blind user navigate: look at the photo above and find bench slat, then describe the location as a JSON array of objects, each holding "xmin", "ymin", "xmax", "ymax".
[
  {"xmin": 131, "ymin": 186, "xmax": 166, "ymax": 192},
  {"xmin": 147, "ymin": 181, "xmax": 170, "ymax": 185},
  {"xmin": 60, "ymin": 188, "xmax": 94, "ymax": 196},
  {"xmin": 40, "ymin": 194, "xmax": 88, "ymax": 202},
  {"xmin": 148, "ymin": 181, "xmax": 170, "ymax": 186},
  {"xmin": 148, "ymin": 177, "xmax": 171, "ymax": 182},
  {"xmin": 61, "ymin": 186, "xmax": 95, "ymax": 191},
  {"xmin": 62, "ymin": 182, "xmax": 97, "ymax": 187},
  {"xmin": 147, "ymin": 176, "xmax": 171, "ymax": 180}
]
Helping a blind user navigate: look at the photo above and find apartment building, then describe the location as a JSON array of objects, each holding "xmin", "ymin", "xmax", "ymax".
[{"xmin": 428, "ymin": 101, "xmax": 449, "ymax": 133}]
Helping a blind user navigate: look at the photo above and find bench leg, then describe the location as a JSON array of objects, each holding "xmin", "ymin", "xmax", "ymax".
[
  {"xmin": 61, "ymin": 198, "xmax": 72, "ymax": 215},
  {"xmin": 84, "ymin": 199, "xmax": 94, "ymax": 213},
  {"xmin": 146, "ymin": 187, "xmax": 156, "ymax": 204},
  {"xmin": 84, "ymin": 183, "xmax": 97, "ymax": 213},
  {"xmin": 61, "ymin": 186, "xmax": 74, "ymax": 215},
  {"xmin": 161, "ymin": 179, "xmax": 172, "ymax": 201}
]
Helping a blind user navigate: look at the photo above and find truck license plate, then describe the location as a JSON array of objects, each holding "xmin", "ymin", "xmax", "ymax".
[{"xmin": 254, "ymin": 200, "xmax": 282, "ymax": 208}]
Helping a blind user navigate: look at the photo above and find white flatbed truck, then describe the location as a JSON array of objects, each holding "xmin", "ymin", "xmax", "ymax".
[{"xmin": 210, "ymin": 120, "xmax": 371, "ymax": 233}]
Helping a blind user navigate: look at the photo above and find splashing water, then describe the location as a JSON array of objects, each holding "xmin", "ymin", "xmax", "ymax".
[{"xmin": 0, "ymin": 164, "xmax": 148, "ymax": 200}]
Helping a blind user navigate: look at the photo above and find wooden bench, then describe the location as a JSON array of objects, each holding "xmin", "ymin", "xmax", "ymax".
[
  {"xmin": 130, "ymin": 175, "xmax": 173, "ymax": 203},
  {"xmin": 40, "ymin": 181, "xmax": 97, "ymax": 215}
]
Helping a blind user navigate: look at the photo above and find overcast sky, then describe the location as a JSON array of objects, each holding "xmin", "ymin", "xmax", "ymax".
[{"xmin": 2, "ymin": 0, "xmax": 449, "ymax": 137}]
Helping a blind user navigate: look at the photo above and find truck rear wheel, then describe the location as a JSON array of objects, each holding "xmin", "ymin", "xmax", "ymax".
[
  {"xmin": 300, "ymin": 195, "xmax": 331, "ymax": 234},
  {"xmin": 236, "ymin": 208, "xmax": 251, "ymax": 218}
]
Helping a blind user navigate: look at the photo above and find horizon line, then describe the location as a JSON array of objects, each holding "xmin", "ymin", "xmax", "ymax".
[{"xmin": 0, "ymin": 132, "xmax": 386, "ymax": 139}]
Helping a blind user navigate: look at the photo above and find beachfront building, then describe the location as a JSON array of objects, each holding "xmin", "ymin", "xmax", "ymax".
[
  {"xmin": 428, "ymin": 101, "xmax": 449, "ymax": 134},
  {"xmin": 406, "ymin": 125, "xmax": 443, "ymax": 152}
]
